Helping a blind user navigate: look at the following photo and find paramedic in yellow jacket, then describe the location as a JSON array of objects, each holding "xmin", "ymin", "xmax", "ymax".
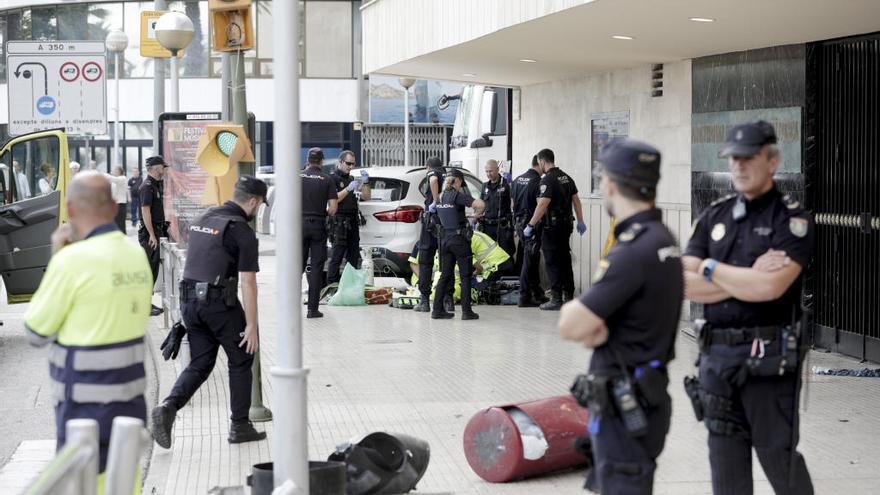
[{"xmin": 408, "ymin": 230, "xmax": 511, "ymax": 302}]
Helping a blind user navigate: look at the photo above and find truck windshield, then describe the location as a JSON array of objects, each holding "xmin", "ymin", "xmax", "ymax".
[{"xmin": 451, "ymin": 86, "xmax": 475, "ymax": 148}]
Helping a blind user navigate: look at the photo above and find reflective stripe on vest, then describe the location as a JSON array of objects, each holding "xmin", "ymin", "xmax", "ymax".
[
  {"xmin": 71, "ymin": 378, "xmax": 146, "ymax": 403},
  {"xmin": 72, "ymin": 342, "xmax": 145, "ymax": 371},
  {"xmin": 49, "ymin": 337, "xmax": 146, "ymax": 405}
]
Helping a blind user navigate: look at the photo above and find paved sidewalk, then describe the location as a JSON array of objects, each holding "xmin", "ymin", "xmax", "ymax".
[{"xmin": 143, "ymin": 237, "xmax": 880, "ymax": 494}]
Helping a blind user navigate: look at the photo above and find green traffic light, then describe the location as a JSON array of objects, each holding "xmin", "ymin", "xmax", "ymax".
[{"xmin": 216, "ymin": 131, "xmax": 238, "ymax": 157}]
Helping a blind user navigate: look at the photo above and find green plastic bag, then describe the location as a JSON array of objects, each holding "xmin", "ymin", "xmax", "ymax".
[{"xmin": 328, "ymin": 263, "xmax": 368, "ymax": 306}]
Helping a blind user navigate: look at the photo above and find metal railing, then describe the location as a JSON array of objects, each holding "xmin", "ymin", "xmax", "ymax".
[
  {"xmin": 160, "ymin": 238, "xmax": 190, "ymax": 367},
  {"xmin": 27, "ymin": 417, "xmax": 150, "ymax": 495},
  {"xmin": 362, "ymin": 124, "xmax": 451, "ymax": 168}
]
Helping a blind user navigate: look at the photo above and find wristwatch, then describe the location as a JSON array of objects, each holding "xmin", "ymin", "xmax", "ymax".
[{"xmin": 702, "ymin": 259, "xmax": 719, "ymax": 282}]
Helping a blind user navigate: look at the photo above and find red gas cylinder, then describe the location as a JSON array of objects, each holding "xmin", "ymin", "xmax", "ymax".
[{"xmin": 462, "ymin": 395, "xmax": 590, "ymax": 483}]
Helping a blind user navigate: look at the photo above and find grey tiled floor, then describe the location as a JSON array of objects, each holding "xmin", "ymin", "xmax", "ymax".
[{"xmin": 143, "ymin": 241, "xmax": 880, "ymax": 494}]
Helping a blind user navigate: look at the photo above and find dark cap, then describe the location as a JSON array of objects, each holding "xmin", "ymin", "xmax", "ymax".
[
  {"xmin": 598, "ymin": 138, "xmax": 661, "ymax": 188},
  {"xmin": 236, "ymin": 175, "xmax": 268, "ymax": 202},
  {"xmin": 307, "ymin": 147, "xmax": 324, "ymax": 163},
  {"xmin": 446, "ymin": 167, "xmax": 464, "ymax": 180},
  {"xmin": 425, "ymin": 157, "xmax": 443, "ymax": 169},
  {"xmin": 145, "ymin": 155, "xmax": 168, "ymax": 168},
  {"xmin": 719, "ymin": 120, "xmax": 778, "ymax": 158}
]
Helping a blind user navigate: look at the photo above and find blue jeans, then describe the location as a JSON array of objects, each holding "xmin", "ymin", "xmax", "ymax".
[{"xmin": 130, "ymin": 197, "xmax": 141, "ymax": 225}]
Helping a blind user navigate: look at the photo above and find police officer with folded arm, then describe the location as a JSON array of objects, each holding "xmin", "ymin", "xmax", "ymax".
[
  {"xmin": 478, "ymin": 159, "xmax": 515, "ymax": 266},
  {"xmin": 682, "ymin": 121, "xmax": 813, "ymax": 495},
  {"xmin": 25, "ymin": 172, "xmax": 153, "ymax": 488},
  {"xmin": 414, "ymin": 157, "xmax": 445, "ymax": 313},
  {"xmin": 327, "ymin": 150, "xmax": 371, "ymax": 284},
  {"xmin": 432, "ymin": 168, "xmax": 485, "ymax": 320},
  {"xmin": 524, "ymin": 148, "xmax": 587, "ymax": 311},
  {"xmin": 512, "ymin": 154, "xmax": 549, "ymax": 307},
  {"xmin": 151, "ymin": 176, "xmax": 270, "ymax": 448},
  {"xmin": 559, "ymin": 140, "xmax": 682, "ymax": 494},
  {"xmin": 301, "ymin": 147, "xmax": 339, "ymax": 318},
  {"xmin": 139, "ymin": 155, "xmax": 171, "ymax": 316}
]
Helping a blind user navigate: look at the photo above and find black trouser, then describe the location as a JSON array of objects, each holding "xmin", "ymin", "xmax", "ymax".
[
  {"xmin": 478, "ymin": 221, "xmax": 515, "ymax": 272},
  {"xmin": 418, "ymin": 219, "xmax": 439, "ymax": 298},
  {"xmin": 114, "ymin": 202, "xmax": 127, "ymax": 232},
  {"xmin": 303, "ymin": 217, "xmax": 328, "ymax": 312},
  {"xmin": 327, "ymin": 214, "xmax": 362, "ymax": 284},
  {"xmin": 138, "ymin": 222, "xmax": 168, "ymax": 284},
  {"xmin": 542, "ymin": 222, "xmax": 574, "ymax": 296},
  {"xmin": 433, "ymin": 233, "xmax": 473, "ymax": 314},
  {"xmin": 517, "ymin": 223, "xmax": 544, "ymax": 299},
  {"xmin": 165, "ymin": 297, "xmax": 253, "ymax": 424},
  {"xmin": 699, "ymin": 344, "xmax": 813, "ymax": 495}
]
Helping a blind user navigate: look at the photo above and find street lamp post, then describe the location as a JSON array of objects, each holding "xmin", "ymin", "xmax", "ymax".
[
  {"xmin": 154, "ymin": 12, "xmax": 194, "ymax": 112},
  {"xmin": 399, "ymin": 78, "xmax": 415, "ymax": 167},
  {"xmin": 105, "ymin": 30, "xmax": 128, "ymax": 172}
]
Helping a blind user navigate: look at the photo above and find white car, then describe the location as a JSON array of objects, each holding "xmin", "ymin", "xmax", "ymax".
[{"xmin": 358, "ymin": 166, "xmax": 483, "ymax": 278}]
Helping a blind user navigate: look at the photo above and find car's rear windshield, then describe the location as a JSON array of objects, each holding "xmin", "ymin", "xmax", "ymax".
[{"xmin": 366, "ymin": 177, "xmax": 408, "ymax": 202}]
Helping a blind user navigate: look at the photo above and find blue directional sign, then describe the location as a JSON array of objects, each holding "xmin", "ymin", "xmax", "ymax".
[{"xmin": 36, "ymin": 95, "xmax": 56, "ymax": 115}]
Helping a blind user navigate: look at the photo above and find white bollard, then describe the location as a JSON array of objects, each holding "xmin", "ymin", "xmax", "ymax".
[
  {"xmin": 65, "ymin": 419, "xmax": 99, "ymax": 495},
  {"xmin": 104, "ymin": 417, "xmax": 148, "ymax": 494}
]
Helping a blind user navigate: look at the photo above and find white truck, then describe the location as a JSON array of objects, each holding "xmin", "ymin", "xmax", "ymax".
[{"xmin": 438, "ymin": 85, "xmax": 511, "ymax": 181}]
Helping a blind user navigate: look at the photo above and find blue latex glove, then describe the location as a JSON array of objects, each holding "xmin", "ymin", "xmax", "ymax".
[
  {"xmin": 523, "ymin": 224, "xmax": 534, "ymax": 238},
  {"xmin": 501, "ymin": 171, "xmax": 512, "ymax": 182},
  {"xmin": 346, "ymin": 180, "xmax": 362, "ymax": 192},
  {"xmin": 428, "ymin": 202, "xmax": 437, "ymax": 214},
  {"xmin": 577, "ymin": 221, "xmax": 587, "ymax": 236},
  {"xmin": 359, "ymin": 169, "xmax": 370, "ymax": 181}
]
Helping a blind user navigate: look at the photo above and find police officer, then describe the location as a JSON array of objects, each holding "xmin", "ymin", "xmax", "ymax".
[
  {"xmin": 301, "ymin": 147, "xmax": 339, "ymax": 318},
  {"xmin": 432, "ymin": 168, "xmax": 485, "ymax": 320},
  {"xmin": 413, "ymin": 157, "xmax": 445, "ymax": 313},
  {"xmin": 25, "ymin": 173, "xmax": 153, "ymax": 487},
  {"xmin": 478, "ymin": 159, "xmax": 515, "ymax": 268},
  {"xmin": 512, "ymin": 155, "xmax": 549, "ymax": 307},
  {"xmin": 559, "ymin": 139, "xmax": 681, "ymax": 494},
  {"xmin": 327, "ymin": 150, "xmax": 371, "ymax": 284},
  {"xmin": 152, "ymin": 176, "xmax": 270, "ymax": 448},
  {"xmin": 683, "ymin": 121, "xmax": 814, "ymax": 495},
  {"xmin": 139, "ymin": 155, "xmax": 170, "ymax": 316},
  {"xmin": 524, "ymin": 148, "xmax": 586, "ymax": 310}
]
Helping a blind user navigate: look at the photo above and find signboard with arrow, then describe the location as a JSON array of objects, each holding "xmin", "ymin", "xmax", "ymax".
[{"xmin": 6, "ymin": 41, "xmax": 107, "ymax": 136}]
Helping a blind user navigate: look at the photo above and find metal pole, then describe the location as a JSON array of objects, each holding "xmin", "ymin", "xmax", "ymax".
[
  {"xmin": 404, "ymin": 89, "xmax": 410, "ymax": 167},
  {"xmin": 113, "ymin": 51, "xmax": 121, "ymax": 171},
  {"xmin": 221, "ymin": 52, "xmax": 231, "ymax": 121},
  {"xmin": 272, "ymin": 0, "xmax": 309, "ymax": 491},
  {"xmin": 153, "ymin": 0, "xmax": 167, "ymax": 154},
  {"xmin": 104, "ymin": 417, "xmax": 149, "ymax": 494},
  {"xmin": 65, "ymin": 419, "xmax": 98, "ymax": 495},
  {"xmin": 169, "ymin": 52, "xmax": 180, "ymax": 112}
]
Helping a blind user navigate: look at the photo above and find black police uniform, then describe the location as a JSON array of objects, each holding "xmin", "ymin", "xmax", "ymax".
[
  {"xmin": 327, "ymin": 169, "xmax": 362, "ymax": 284},
  {"xmin": 512, "ymin": 168, "xmax": 545, "ymax": 303},
  {"xmin": 301, "ymin": 163, "xmax": 338, "ymax": 314},
  {"xmin": 432, "ymin": 186, "xmax": 477, "ymax": 319},
  {"xmin": 165, "ymin": 200, "xmax": 260, "ymax": 428},
  {"xmin": 138, "ymin": 173, "xmax": 168, "ymax": 283},
  {"xmin": 478, "ymin": 177, "xmax": 515, "ymax": 269},
  {"xmin": 685, "ymin": 188, "xmax": 814, "ymax": 495},
  {"xmin": 537, "ymin": 167, "xmax": 578, "ymax": 300},
  {"xmin": 417, "ymin": 165, "xmax": 444, "ymax": 302}
]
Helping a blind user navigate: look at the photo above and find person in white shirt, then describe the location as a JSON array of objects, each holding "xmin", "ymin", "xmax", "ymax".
[
  {"xmin": 106, "ymin": 166, "xmax": 130, "ymax": 232},
  {"xmin": 13, "ymin": 160, "xmax": 30, "ymax": 200},
  {"xmin": 38, "ymin": 163, "xmax": 56, "ymax": 195}
]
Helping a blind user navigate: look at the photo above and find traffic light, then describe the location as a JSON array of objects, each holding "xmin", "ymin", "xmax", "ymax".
[
  {"xmin": 196, "ymin": 124, "xmax": 254, "ymax": 177},
  {"xmin": 209, "ymin": 0, "xmax": 254, "ymax": 52}
]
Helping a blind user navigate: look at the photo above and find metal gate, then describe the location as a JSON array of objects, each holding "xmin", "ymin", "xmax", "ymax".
[
  {"xmin": 809, "ymin": 34, "xmax": 880, "ymax": 361},
  {"xmin": 361, "ymin": 124, "xmax": 451, "ymax": 168}
]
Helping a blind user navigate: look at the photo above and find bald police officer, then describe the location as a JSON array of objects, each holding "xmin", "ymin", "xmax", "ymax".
[
  {"xmin": 301, "ymin": 148, "xmax": 339, "ymax": 318},
  {"xmin": 152, "ymin": 176, "xmax": 269, "ymax": 448},
  {"xmin": 478, "ymin": 159, "xmax": 515, "ymax": 266},
  {"xmin": 524, "ymin": 148, "xmax": 587, "ymax": 310},
  {"xmin": 683, "ymin": 121, "xmax": 814, "ymax": 495},
  {"xmin": 560, "ymin": 139, "xmax": 682, "ymax": 494}
]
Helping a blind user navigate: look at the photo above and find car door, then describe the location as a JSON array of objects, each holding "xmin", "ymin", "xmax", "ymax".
[{"xmin": 0, "ymin": 129, "xmax": 70, "ymax": 303}]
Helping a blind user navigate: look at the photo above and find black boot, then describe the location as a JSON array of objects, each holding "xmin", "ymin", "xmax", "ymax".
[
  {"xmin": 518, "ymin": 295, "xmax": 540, "ymax": 307},
  {"xmin": 228, "ymin": 421, "xmax": 267, "ymax": 444},
  {"xmin": 461, "ymin": 310, "xmax": 480, "ymax": 320},
  {"xmin": 444, "ymin": 295, "xmax": 454, "ymax": 313},
  {"xmin": 150, "ymin": 304, "xmax": 164, "ymax": 316},
  {"xmin": 151, "ymin": 402, "xmax": 177, "ymax": 449},
  {"xmin": 562, "ymin": 291, "xmax": 574, "ymax": 303},
  {"xmin": 431, "ymin": 310, "xmax": 454, "ymax": 319},
  {"xmin": 540, "ymin": 292, "xmax": 563, "ymax": 311},
  {"xmin": 306, "ymin": 309, "xmax": 323, "ymax": 318},
  {"xmin": 413, "ymin": 295, "xmax": 431, "ymax": 312},
  {"xmin": 532, "ymin": 291, "xmax": 549, "ymax": 304}
]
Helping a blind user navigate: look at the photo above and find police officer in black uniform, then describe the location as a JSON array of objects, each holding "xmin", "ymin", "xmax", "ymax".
[
  {"xmin": 432, "ymin": 168, "xmax": 485, "ymax": 320},
  {"xmin": 138, "ymin": 155, "xmax": 170, "ymax": 316},
  {"xmin": 151, "ymin": 176, "xmax": 269, "ymax": 448},
  {"xmin": 560, "ymin": 139, "xmax": 682, "ymax": 494},
  {"xmin": 301, "ymin": 148, "xmax": 339, "ymax": 318},
  {"xmin": 327, "ymin": 150, "xmax": 371, "ymax": 284},
  {"xmin": 478, "ymin": 159, "xmax": 515, "ymax": 267},
  {"xmin": 683, "ymin": 121, "xmax": 814, "ymax": 495},
  {"xmin": 524, "ymin": 148, "xmax": 586, "ymax": 310},
  {"xmin": 512, "ymin": 155, "xmax": 549, "ymax": 307},
  {"xmin": 413, "ymin": 157, "xmax": 445, "ymax": 313}
]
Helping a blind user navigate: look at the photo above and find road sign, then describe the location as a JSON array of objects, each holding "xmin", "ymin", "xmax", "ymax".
[
  {"xmin": 6, "ymin": 41, "xmax": 107, "ymax": 136},
  {"xmin": 141, "ymin": 11, "xmax": 185, "ymax": 58}
]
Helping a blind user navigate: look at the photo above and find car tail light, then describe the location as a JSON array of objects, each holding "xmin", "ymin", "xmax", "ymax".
[{"xmin": 373, "ymin": 205, "xmax": 423, "ymax": 223}]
